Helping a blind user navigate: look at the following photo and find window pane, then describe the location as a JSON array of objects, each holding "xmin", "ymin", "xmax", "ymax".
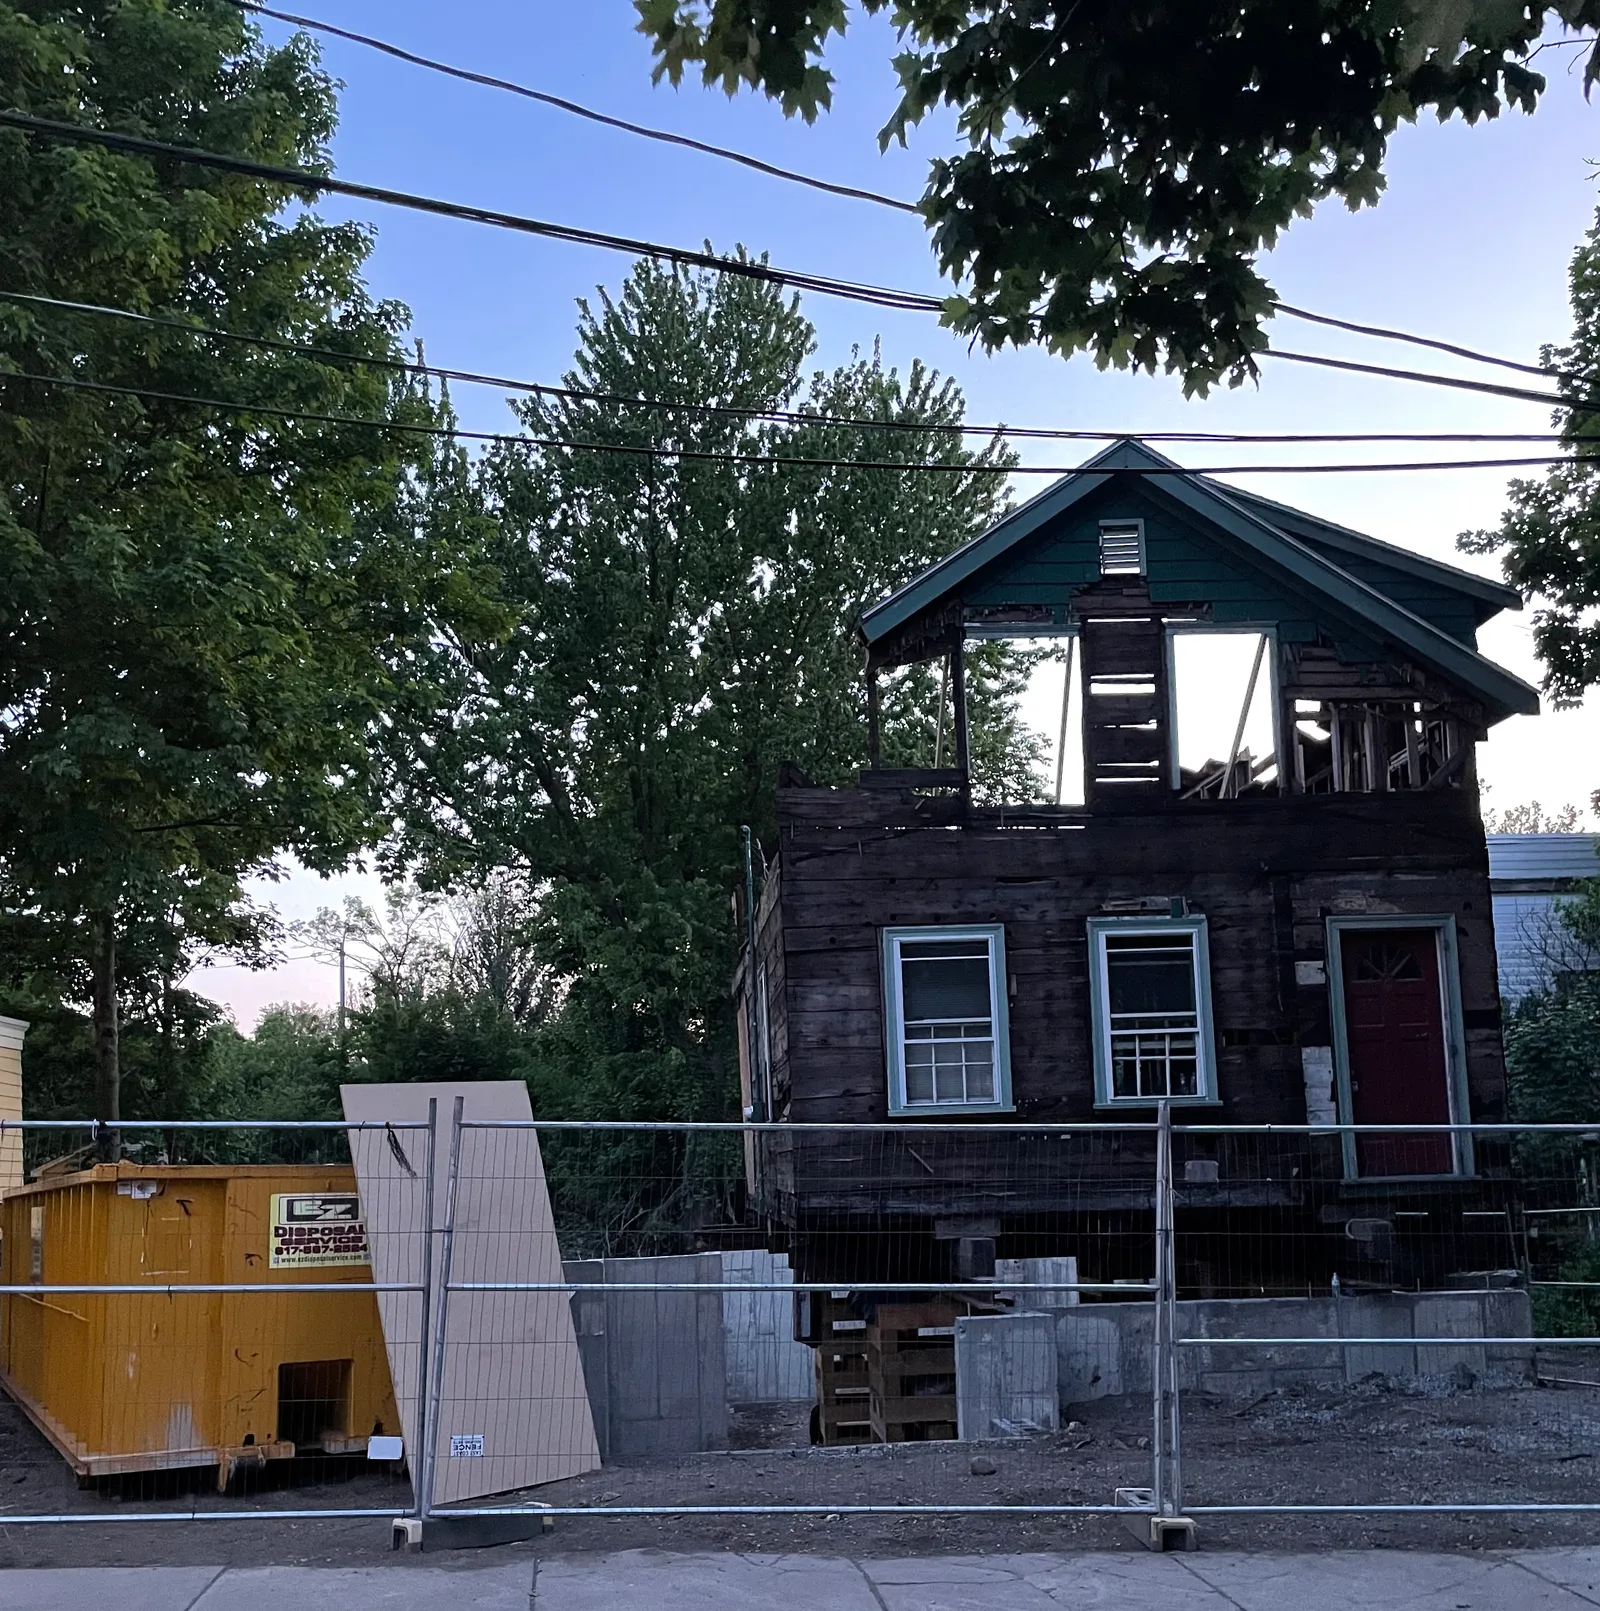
[
  {"xmin": 1106, "ymin": 936, "xmax": 1197, "ymax": 1017},
  {"xmin": 965, "ymin": 1047, "xmax": 995, "ymax": 1101},
  {"xmin": 902, "ymin": 951, "xmax": 993, "ymax": 1022},
  {"xmin": 933, "ymin": 1041, "xmax": 967, "ymax": 1103},
  {"xmin": 905, "ymin": 1042, "xmax": 935, "ymax": 1105},
  {"xmin": 901, "ymin": 939, "xmax": 992, "ymax": 961}
]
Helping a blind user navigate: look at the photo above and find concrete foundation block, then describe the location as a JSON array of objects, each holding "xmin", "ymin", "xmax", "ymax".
[
  {"xmin": 955, "ymin": 1312, "xmax": 1060, "ymax": 1438},
  {"xmin": 1337, "ymin": 1294, "xmax": 1415, "ymax": 1381},
  {"xmin": 1414, "ymin": 1293, "xmax": 1488, "ymax": 1380}
]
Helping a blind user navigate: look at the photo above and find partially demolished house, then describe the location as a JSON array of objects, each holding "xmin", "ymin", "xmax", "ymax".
[{"xmin": 736, "ymin": 438, "xmax": 1537, "ymax": 1301}]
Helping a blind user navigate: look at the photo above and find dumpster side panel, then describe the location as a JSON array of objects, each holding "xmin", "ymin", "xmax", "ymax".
[
  {"xmin": 4, "ymin": 1167, "xmax": 400, "ymax": 1475},
  {"xmin": 99, "ymin": 1181, "xmax": 225, "ymax": 1459},
  {"xmin": 217, "ymin": 1173, "xmax": 400, "ymax": 1453}
]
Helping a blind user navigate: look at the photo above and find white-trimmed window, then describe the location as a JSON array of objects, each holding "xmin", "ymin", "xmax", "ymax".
[
  {"xmin": 882, "ymin": 926, "xmax": 1013, "ymax": 1114},
  {"xmin": 1088, "ymin": 916, "xmax": 1217, "ymax": 1105}
]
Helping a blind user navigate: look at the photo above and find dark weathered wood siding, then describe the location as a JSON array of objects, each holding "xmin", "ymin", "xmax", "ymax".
[{"xmin": 769, "ymin": 787, "xmax": 1502, "ymax": 1133}]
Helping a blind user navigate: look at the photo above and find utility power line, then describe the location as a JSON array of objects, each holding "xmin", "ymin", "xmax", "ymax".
[
  {"xmin": 234, "ymin": 1, "xmax": 919, "ymax": 215},
  {"xmin": 7, "ymin": 112, "xmax": 1586, "ymax": 421},
  {"xmin": 0, "ymin": 111, "xmax": 944, "ymax": 316},
  {"xmin": 1272, "ymin": 303, "xmax": 1572, "ymax": 384},
  {"xmin": 7, "ymin": 367, "xmax": 1597, "ymax": 476},
  {"xmin": 2, "ymin": 289, "xmax": 1583, "ymax": 446},
  {"xmin": 216, "ymin": 8, "xmax": 1589, "ymax": 397},
  {"xmin": 1264, "ymin": 348, "xmax": 1587, "ymax": 411}
]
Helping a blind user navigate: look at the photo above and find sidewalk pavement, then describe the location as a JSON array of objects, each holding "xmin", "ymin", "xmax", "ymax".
[{"xmin": 6, "ymin": 1548, "xmax": 1600, "ymax": 1610}]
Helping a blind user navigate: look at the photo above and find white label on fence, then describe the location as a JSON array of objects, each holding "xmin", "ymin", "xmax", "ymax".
[
  {"xmin": 367, "ymin": 1435, "xmax": 404, "ymax": 1461},
  {"xmin": 450, "ymin": 1433, "xmax": 485, "ymax": 1458},
  {"xmin": 269, "ymin": 1193, "xmax": 370, "ymax": 1268}
]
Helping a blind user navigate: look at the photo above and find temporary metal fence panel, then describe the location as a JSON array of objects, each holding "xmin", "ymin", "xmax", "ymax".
[
  {"xmin": 1168, "ymin": 1121, "xmax": 1600, "ymax": 1521},
  {"xmin": 432, "ymin": 1117, "xmax": 1164, "ymax": 1525},
  {"xmin": 0, "ymin": 1114, "xmax": 1164, "ymax": 1536}
]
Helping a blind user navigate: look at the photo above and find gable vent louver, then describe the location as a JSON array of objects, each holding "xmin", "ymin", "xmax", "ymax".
[{"xmin": 1099, "ymin": 521, "xmax": 1144, "ymax": 576}]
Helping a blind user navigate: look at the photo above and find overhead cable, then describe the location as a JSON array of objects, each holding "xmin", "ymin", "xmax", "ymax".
[
  {"xmin": 8, "ymin": 112, "xmax": 1589, "ymax": 419},
  {"xmin": 0, "ymin": 111, "xmax": 944, "ymax": 315},
  {"xmin": 6, "ymin": 367, "xmax": 1597, "ymax": 476},
  {"xmin": 1, "ymin": 289, "xmax": 1580, "ymax": 447},
  {"xmin": 234, "ymin": 1, "xmax": 920, "ymax": 215},
  {"xmin": 1263, "ymin": 348, "xmax": 1594, "ymax": 412},
  {"xmin": 1272, "ymin": 302, "xmax": 1572, "ymax": 384}
]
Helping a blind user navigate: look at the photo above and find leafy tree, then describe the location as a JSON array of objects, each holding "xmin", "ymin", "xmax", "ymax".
[
  {"xmin": 401, "ymin": 258, "xmax": 1040, "ymax": 1129},
  {"xmin": 1483, "ymin": 800, "xmax": 1584, "ymax": 833},
  {"xmin": 1465, "ymin": 201, "xmax": 1600, "ymax": 702},
  {"xmin": 636, "ymin": 0, "xmax": 1599, "ymax": 389},
  {"xmin": 0, "ymin": 0, "xmax": 504, "ymax": 1139},
  {"xmin": 209, "ymin": 1004, "xmax": 344, "ymax": 1123}
]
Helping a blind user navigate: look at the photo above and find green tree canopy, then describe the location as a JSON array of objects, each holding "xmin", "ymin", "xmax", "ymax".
[
  {"xmin": 400, "ymin": 258, "xmax": 1043, "ymax": 1123},
  {"xmin": 1465, "ymin": 201, "xmax": 1600, "ymax": 704},
  {"xmin": 0, "ymin": 0, "xmax": 504, "ymax": 1137},
  {"xmin": 636, "ymin": 0, "xmax": 1599, "ymax": 390}
]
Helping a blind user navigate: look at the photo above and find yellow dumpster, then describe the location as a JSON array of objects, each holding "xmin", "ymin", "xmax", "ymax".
[{"xmin": 0, "ymin": 1163, "xmax": 401, "ymax": 1488}]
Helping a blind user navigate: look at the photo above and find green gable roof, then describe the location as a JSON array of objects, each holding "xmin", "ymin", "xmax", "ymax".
[{"xmin": 860, "ymin": 438, "xmax": 1538, "ymax": 724}]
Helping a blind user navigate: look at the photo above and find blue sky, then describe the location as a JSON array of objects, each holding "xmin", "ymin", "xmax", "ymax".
[{"xmin": 196, "ymin": 2, "xmax": 1600, "ymax": 1023}]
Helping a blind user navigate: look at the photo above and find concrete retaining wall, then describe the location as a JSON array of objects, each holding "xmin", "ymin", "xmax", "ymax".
[
  {"xmin": 720, "ymin": 1249, "xmax": 814, "ymax": 1404},
  {"xmin": 565, "ymin": 1254, "xmax": 729, "ymax": 1459},
  {"xmin": 1054, "ymin": 1290, "xmax": 1535, "ymax": 1404}
]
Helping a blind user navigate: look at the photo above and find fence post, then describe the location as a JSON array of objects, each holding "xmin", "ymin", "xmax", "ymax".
[
  {"xmin": 1124, "ymin": 1101, "xmax": 1197, "ymax": 1550},
  {"xmin": 419, "ymin": 1094, "xmax": 466, "ymax": 1519},
  {"xmin": 1160, "ymin": 1101, "xmax": 1183, "ymax": 1519},
  {"xmin": 410, "ymin": 1097, "xmax": 438, "ymax": 1523},
  {"xmin": 1151, "ymin": 1101, "xmax": 1170, "ymax": 1519}
]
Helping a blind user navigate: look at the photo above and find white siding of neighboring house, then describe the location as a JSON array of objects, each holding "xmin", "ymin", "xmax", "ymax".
[{"xmin": 1488, "ymin": 835, "xmax": 1600, "ymax": 1003}]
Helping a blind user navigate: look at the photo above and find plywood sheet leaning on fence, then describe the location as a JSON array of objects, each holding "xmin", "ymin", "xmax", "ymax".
[{"xmin": 341, "ymin": 1081, "xmax": 600, "ymax": 1502}]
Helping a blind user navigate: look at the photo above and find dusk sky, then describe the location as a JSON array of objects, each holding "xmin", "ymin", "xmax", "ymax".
[{"xmin": 196, "ymin": 3, "xmax": 1600, "ymax": 1025}]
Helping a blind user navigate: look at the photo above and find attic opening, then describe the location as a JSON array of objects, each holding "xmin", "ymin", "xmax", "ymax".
[
  {"xmin": 1289, "ymin": 699, "xmax": 1467, "ymax": 794},
  {"xmin": 1169, "ymin": 631, "xmax": 1279, "ymax": 799},
  {"xmin": 854, "ymin": 442, "xmax": 1535, "ymax": 808}
]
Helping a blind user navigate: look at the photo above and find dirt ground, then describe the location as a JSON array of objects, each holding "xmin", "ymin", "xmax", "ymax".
[{"xmin": 6, "ymin": 1372, "xmax": 1600, "ymax": 1569}]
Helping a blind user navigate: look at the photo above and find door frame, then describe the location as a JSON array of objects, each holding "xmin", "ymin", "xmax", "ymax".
[{"xmin": 1324, "ymin": 914, "xmax": 1474, "ymax": 1181}]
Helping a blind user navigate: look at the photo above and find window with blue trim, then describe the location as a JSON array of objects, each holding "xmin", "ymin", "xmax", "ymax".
[
  {"xmin": 1088, "ymin": 916, "xmax": 1217, "ymax": 1104},
  {"xmin": 882, "ymin": 926, "xmax": 1013, "ymax": 1113}
]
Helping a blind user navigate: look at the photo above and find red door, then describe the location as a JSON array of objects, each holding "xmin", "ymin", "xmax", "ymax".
[{"xmin": 1340, "ymin": 928, "xmax": 1455, "ymax": 1177}]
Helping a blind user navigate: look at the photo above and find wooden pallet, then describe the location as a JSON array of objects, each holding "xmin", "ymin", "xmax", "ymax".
[
  {"xmin": 806, "ymin": 1292, "xmax": 875, "ymax": 1445},
  {"xmin": 865, "ymin": 1297, "xmax": 965, "ymax": 1445}
]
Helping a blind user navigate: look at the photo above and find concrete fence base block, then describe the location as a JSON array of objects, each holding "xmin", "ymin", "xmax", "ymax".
[
  {"xmin": 392, "ymin": 1511, "xmax": 553, "ymax": 1553},
  {"xmin": 1113, "ymin": 1488, "xmax": 1198, "ymax": 1552}
]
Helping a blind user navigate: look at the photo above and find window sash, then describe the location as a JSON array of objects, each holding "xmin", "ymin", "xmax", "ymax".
[
  {"xmin": 1090, "ymin": 919, "xmax": 1214, "ymax": 1105},
  {"xmin": 885, "ymin": 928, "xmax": 1009, "ymax": 1112}
]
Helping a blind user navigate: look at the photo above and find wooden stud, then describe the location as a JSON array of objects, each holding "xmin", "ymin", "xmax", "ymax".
[
  {"xmin": 951, "ymin": 637, "xmax": 971, "ymax": 794},
  {"xmin": 1054, "ymin": 636, "xmax": 1076, "ymax": 806},
  {"xmin": 933, "ymin": 653, "xmax": 950, "ymax": 770},
  {"xmin": 866, "ymin": 665, "xmax": 881, "ymax": 769},
  {"xmin": 1405, "ymin": 708, "xmax": 1423, "ymax": 790}
]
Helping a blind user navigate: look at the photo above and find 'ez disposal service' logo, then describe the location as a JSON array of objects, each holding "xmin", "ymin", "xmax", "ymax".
[{"xmin": 269, "ymin": 1193, "xmax": 370, "ymax": 1268}]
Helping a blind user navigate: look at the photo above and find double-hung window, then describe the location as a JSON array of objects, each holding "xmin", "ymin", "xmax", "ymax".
[
  {"xmin": 1087, "ymin": 916, "xmax": 1217, "ymax": 1105},
  {"xmin": 882, "ymin": 925, "xmax": 1012, "ymax": 1114}
]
